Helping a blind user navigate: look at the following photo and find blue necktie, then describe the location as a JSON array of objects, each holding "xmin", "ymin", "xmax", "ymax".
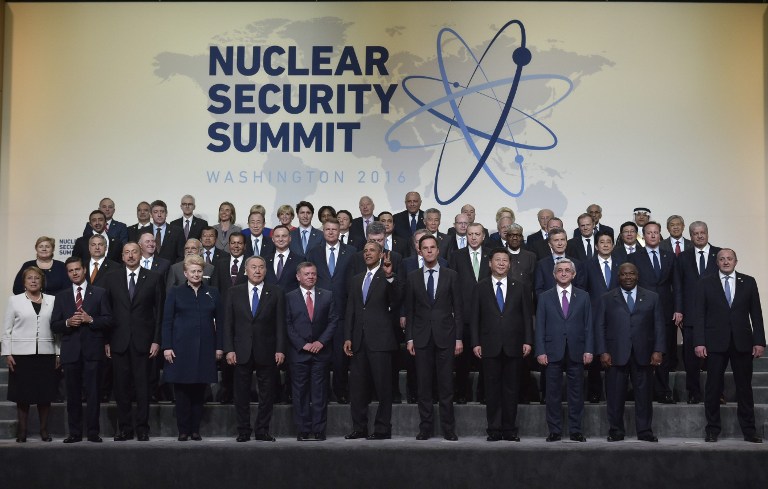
[
  {"xmin": 724, "ymin": 276, "xmax": 732, "ymax": 306},
  {"xmin": 410, "ymin": 214, "xmax": 417, "ymax": 234},
  {"xmin": 362, "ymin": 271, "xmax": 372, "ymax": 303},
  {"xmin": 626, "ymin": 290, "xmax": 635, "ymax": 313},
  {"xmin": 603, "ymin": 260, "xmax": 611, "ymax": 287},
  {"xmin": 460, "ymin": 236, "xmax": 466, "ymax": 249},
  {"xmin": 302, "ymin": 230, "xmax": 308, "ymax": 253},
  {"xmin": 251, "ymin": 286, "xmax": 259, "ymax": 317},
  {"xmin": 651, "ymin": 251, "xmax": 661, "ymax": 280},
  {"xmin": 253, "ymin": 238, "xmax": 259, "ymax": 256},
  {"xmin": 495, "ymin": 281, "xmax": 504, "ymax": 311},
  {"xmin": 427, "ymin": 269, "xmax": 435, "ymax": 305},
  {"xmin": 328, "ymin": 246, "xmax": 336, "ymax": 276}
]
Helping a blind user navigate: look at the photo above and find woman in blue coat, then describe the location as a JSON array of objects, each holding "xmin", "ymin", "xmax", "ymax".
[{"xmin": 162, "ymin": 255, "xmax": 223, "ymax": 441}]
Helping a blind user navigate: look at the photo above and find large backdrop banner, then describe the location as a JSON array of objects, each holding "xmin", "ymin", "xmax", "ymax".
[{"xmin": 1, "ymin": 2, "xmax": 766, "ymax": 300}]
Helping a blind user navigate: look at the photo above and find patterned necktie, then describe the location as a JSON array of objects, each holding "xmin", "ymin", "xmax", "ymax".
[
  {"xmin": 328, "ymin": 247, "xmax": 336, "ymax": 276},
  {"xmin": 128, "ymin": 272, "xmax": 136, "ymax": 300},
  {"xmin": 699, "ymin": 251, "xmax": 706, "ymax": 276},
  {"xmin": 460, "ymin": 236, "xmax": 466, "ymax": 249},
  {"xmin": 205, "ymin": 250, "xmax": 211, "ymax": 264},
  {"xmin": 674, "ymin": 240, "xmax": 681, "ymax": 256},
  {"xmin": 724, "ymin": 276, "xmax": 732, "ymax": 306},
  {"xmin": 75, "ymin": 286, "xmax": 83, "ymax": 311},
  {"xmin": 90, "ymin": 262, "xmax": 99, "ymax": 284},
  {"xmin": 143, "ymin": 258, "xmax": 150, "ymax": 270},
  {"xmin": 184, "ymin": 219, "xmax": 190, "ymax": 239},
  {"xmin": 251, "ymin": 286, "xmax": 259, "ymax": 316},
  {"xmin": 603, "ymin": 260, "xmax": 611, "ymax": 287},
  {"xmin": 276, "ymin": 254, "xmax": 284, "ymax": 280},
  {"xmin": 496, "ymin": 281, "xmax": 504, "ymax": 311},
  {"xmin": 427, "ymin": 269, "xmax": 435, "ymax": 305},
  {"xmin": 651, "ymin": 250, "xmax": 661, "ymax": 280},
  {"xmin": 362, "ymin": 271, "xmax": 372, "ymax": 303},
  {"xmin": 306, "ymin": 290, "xmax": 314, "ymax": 321},
  {"xmin": 231, "ymin": 258, "xmax": 239, "ymax": 285},
  {"xmin": 155, "ymin": 227, "xmax": 162, "ymax": 254},
  {"xmin": 561, "ymin": 290, "xmax": 570, "ymax": 316},
  {"xmin": 253, "ymin": 237, "xmax": 259, "ymax": 256},
  {"xmin": 626, "ymin": 290, "xmax": 634, "ymax": 313}
]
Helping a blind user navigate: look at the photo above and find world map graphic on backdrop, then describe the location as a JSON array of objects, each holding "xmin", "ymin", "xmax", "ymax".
[{"xmin": 153, "ymin": 17, "xmax": 613, "ymax": 217}]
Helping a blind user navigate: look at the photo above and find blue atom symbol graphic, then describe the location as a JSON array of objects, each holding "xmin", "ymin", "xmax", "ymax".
[{"xmin": 386, "ymin": 20, "xmax": 574, "ymax": 205}]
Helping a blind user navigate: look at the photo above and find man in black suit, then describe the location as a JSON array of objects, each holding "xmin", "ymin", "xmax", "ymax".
[
  {"xmin": 343, "ymin": 240, "xmax": 400, "ymax": 440},
  {"xmin": 571, "ymin": 204, "xmax": 614, "ymax": 241},
  {"xmin": 336, "ymin": 209, "xmax": 361, "ymax": 250},
  {"xmin": 471, "ymin": 248, "xmax": 533, "ymax": 441},
  {"xmin": 694, "ymin": 248, "xmax": 765, "ymax": 443},
  {"xmin": 84, "ymin": 235, "xmax": 120, "ymax": 286},
  {"xmin": 264, "ymin": 225, "xmax": 303, "ymax": 292},
  {"xmin": 628, "ymin": 221, "xmax": 682, "ymax": 404},
  {"xmin": 406, "ymin": 235, "xmax": 463, "ymax": 441},
  {"xmin": 449, "ymin": 222, "xmax": 491, "ymax": 403},
  {"xmin": 127, "ymin": 201, "xmax": 152, "ymax": 243},
  {"xmin": 224, "ymin": 255, "xmax": 286, "ymax": 442},
  {"xmin": 393, "ymin": 191, "xmax": 425, "ymax": 239},
  {"xmin": 487, "ymin": 215, "xmax": 514, "ymax": 249},
  {"xmin": 613, "ymin": 221, "xmax": 642, "ymax": 261},
  {"xmin": 378, "ymin": 211, "xmax": 410, "ymax": 258},
  {"xmin": 534, "ymin": 227, "xmax": 586, "ymax": 297},
  {"xmin": 103, "ymin": 242, "xmax": 164, "ymax": 441},
  {"xmin": 349, "ymin": 195, "xmax": 376, "ymax": 245},
  {"xmin": 82, "ymin": 197, "xmax": 129, "ymax": 245},
  {"xmin": 439, "ymin": 213, "xmax": 470, "ymax": 262},
  {"xmin": 73, "ymin": 210, "xmax": 122, "ymax": 263},
  {"xmin": 422, "ymin": 208, "xmax": 447, "ymax": 244},
  {"xmin": 660, "ymin": 215, "xmax": 692, "ymax": 256},
  {"xmin": 137, "ymin": 231, "xmax": 171, "ymax": 284},
  {"xmin": 596, "ymin": 262, "xmax": 665, "ymax": 442},
  {"xmin": 531, "ymin": 217, "xmax": 564, "ymax": 261},
  {"xmin": 243, "ymin": 210, "xmax": 275, "ymax": 259},
  {"xmin": 526, "ymin": 208, "xmax": 554, "ymax": 246},
  {"xmin": 675, "ymin": 221, "xmax": 721, "ymax": 404},
  {"xmin": 566, "ymin": 213, "xmax": 597, "ymax": 262},
  {"xmin": 170, "ymin": 194, "xmax": 209, "ymax": 241},
  {"xmin": 306, "ymin": 218, "xmax": 354, "ymax": 403},
  {"xmin": 290, "ymin": 201, "xmax": 324, "ymax": 256},
  {"xmin": 200, "ymin": 226, "xmax": 229, "ymax": 265},
  {"xmin": 51, "ymin": 257, "xmax": 112, "ymax": 443},
  {"xmin": 142, "ymin": 200, "xmax": 185, "ymax": 264},
  {"xmin": 285, "ymin": 262, "xmax": 338, "ymax": 441}
]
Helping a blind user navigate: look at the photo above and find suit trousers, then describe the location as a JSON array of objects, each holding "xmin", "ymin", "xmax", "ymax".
[
  {"xmin": 653, "ymin": 320, "xmax": 678, "ymax": 398},
  {"xmin": 349, "ymin": 339, "xmax": 392, "ymax": 434},
  {"xmin": 545, "ymin": 347, "xmax": 584, "ymax": 435},
  {"xmin": 234, "ymin": 355, "xmax": 276, "ymax": 435},
  {"xmin": 415, "ymin": 337, "xmax": 455, "ymax": 434},
  {"xmin": 605, "ymin": 354, "xmax": 654, "ymax": 437},
  {"xmin": 64, "ymin": 357, "xmax": 102, "ymax": 437},
  {"xmin": 112, "ymin": 343, "xmax": 151, "ymax": 434},
  {"xmin": 173, "ymin": 383, "xmax": 206, "ymax": 435},
  {"xmin": 331, "ymin": 324, "xmax": 350, "ymax": 398},
  {"xmin": 682, "ymin": 327, "xmax": 704, "ymax": 397},
  {"xmin": 704, "ymin": 341, "xmax": 756, "ymax": 437},
  {"xmin": 454, "ymin": 324, "xmax": 475, "ymax": 400},
  {"xmin": 290, "ymin": 357, "xmax": 331, "ymax": 433},
  {"xmin": 482, "ymin": 353, "xmax": 521, "ymax": 436}
]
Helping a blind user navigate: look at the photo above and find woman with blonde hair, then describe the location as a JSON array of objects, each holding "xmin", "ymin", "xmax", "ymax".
[{"xmin": 12, "ymin": 236, "xmax": 69, "ymax": 295}]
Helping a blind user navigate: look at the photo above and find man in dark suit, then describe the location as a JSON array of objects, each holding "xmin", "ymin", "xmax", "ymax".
[
  {"xmin": 471, "ymin": 248, "xmax": 533, "ymax": 441},
  {"xmin": 596, "ymin": 262, "xmax": 664, "ymax": 442},
  {"xmin": 694, "ymin": 248, "xmax": 765, "ymax": 443},
  {"xmin": 583, "ymin": 234, "xmax": 626, "ymax": 403},
  {"xmin": 200, "ymin": 226, "xmax": 229, "ymax": 265},
  {"xmin": 566, "ymin": 213, "xmax": 597, "ymax": 262},
  {"xmin": 224, "ymin": 255, "xmax": 286, "ymax": 442},
  {"xmin": 534, "ymin": 227, "xmax": 586, "ymax": 297},
  {"xmin": 51, "ymin": 257, "xmax": 112, "ymax": 443},
  {"xmin": 127, "ymin": 201, "xmax": 152, "ymax": 243},
  {"xmin": 285, "ymin": 262, "xmax": 338, "ymax": 441},
  {"xmin": 439, "ymin": 213, "xmax": 470, "ymax": 262},
  {"xmin": 349, "ymin": 195, "xmax": 375, "ymax": 245},
  {"xmin": 306, "ymin": 218, "xmax": 354, "ymax": 403},
  {"xmin": 337, "ymin": 209, "xmax": 362, "ymax": 250},
  {"xmin": 170, "ymin": 194, "xmax": 208, "ymax": 241},
  {"xmin": 84, "ymin": 235, "xmax": 120, "ymax": 286},
  {"xmin": 82, "ymin": 197, "xmax": 129, "ymax": 245},
  {"xmin": 526, "ymin": 208, "xmax": 554, "ymax": 246},
  {"xmin": 449, "ymin": 222, "xmax": 491, "ymax": 403},
  {"xmin": 530, "ymin": 217, "xmax": 564, "ymax": 261},
  {"xmin": 628, "ymin": 221, "xmax": 682, "ymax": 403},
  {"xmin": 243, "ymin": 210, "xmax": 275, "ymax": 259},
  {"xmin": 660, "ymin": 215, "xmax": 692, "ymax": 256},
  {"xmin": 393, "ymin": 191, "xmax": 425, "ymax": 239},
  {"xmin": 140, "ymin": 200, "xmax": 185, "ymax": 264},
  {"xmin": 378, "ymin": 211, "xmax": 410, "ymax": 257},
  {"xmin": 571, "ymin": 204, "xmax": 614, "ymax": 241},
  {"xmin": 264, "ymin": 225, "xmax": 303, "ymax": 292},
  {"xmin": 423, "ymin": 208, "xmax": 448, "ymax": 245},
  {"xmin": 137, "ymin": 231, "xmax": 171, "ymax": 284},
  {"xmin": 535, "ymin": 258, "xmax": 593, "ymax": 442},
  {"xmin": 613, "ymin": 221, "xmax": 643, "ymax": 261},
  {"xmin": 343, "ymin": 241, "xmax": 400, "ymax": 440},
  {"xmin": 73, "ymin": 210, "xmax": 123, "ymax": 263},
  {"xmin": 103, "ymin": 242, "xmax": 164, "ymax": 441},
  {"xmin": 675, "ymin": 221, "xmax": 721, "ymax": 404},
  {"xmin": 166, "ymin": 239, "xmax": 215, "ymax": 291},
  {"xmin": 487, "ymin": 216, "xmax": 514, "ymax": 249},
  {"xmin": 290, "ymin": 201, "xmax": 324, "ymax": 256},
  {"xmin": 406, "ymin": 235, "xmax": 463, "ymax": 441},
  {"xmin": 211, "ymin": 232, "xmax": 248, "ymax": 404}
]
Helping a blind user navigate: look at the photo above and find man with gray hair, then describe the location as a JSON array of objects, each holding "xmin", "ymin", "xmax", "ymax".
[
  {"xmin": 166, "ymin": 239, "xmax": 215, "ymax": 291},
  {"xmin": 171, "ymin": 195, "xmax": 209, "ymax": 241},
  {"xmin": 660, "ymin": 215, "xmax": 691, "ymax": 256}
]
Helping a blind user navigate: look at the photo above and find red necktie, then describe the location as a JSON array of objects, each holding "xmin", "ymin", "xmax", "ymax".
[
  {"xmin": 306, "ymin": 291, "xmax": 314, "ymax": 321},
  {"xmin": 75, "ymin": 286, "xmax": 83, "ymax": 311},
  {"xmin": 674, "ymin": 241, "xmax": 681, "ymax": 256}
]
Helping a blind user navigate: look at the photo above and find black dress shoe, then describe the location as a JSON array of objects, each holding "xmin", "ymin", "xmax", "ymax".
[
  {"xmin": 744, "ymin": 435, "xmax": 763, "ymax": 443},
  {"xmin": 40, "ymin": 431, "xmax": 52, "ymax": 442},
  {"xmin": 63, "ymin": 435, "xmax": 82, "ymax": 444},
  {"xmin": 191, "ymin": 433, "xmax": 202, "ymax": 441},
  {"xmin": 253, "ymin": 433, "xmax": 276, "ymax": 442},
  {"xmin": 87, "ymin": 435, "xmax": 103, "ymax": 443},
  {"xmin": 416, "ymin": 431, "xmax": 430, "ymax": 440},
  {"xmin": 687, "ymin": 393, "xmax": 702, "ymax": 404},
  {"xmin": 367, "ymin": 432, "xmax": 391, "ymax": 440},
  {"xmin": 236, "ymin": 434, "xmax": 250, "ymax": 442},
  {"xmin": 705, "ymin": 432, "xmax": 718, "ymax": 443},
  {"xmin": 455, "ymin": 397, "xmax": 467, "ymax": 405},
  {"xmin": 637, "ymin": 434, "xmax": 658, "ymax": 442},
  {"xmin": 407, "ymin": 396, "xmax": 417, "ymax": 404},
  {"xmin": 588, "ymin": 394, "xmax": 601, "ymax": 404},
  {"xmin": 113, "ymin": 431, "xmax": 134, "ymax": 442},
  {"xmin": 570, "ymin": 433, "xmax": 586, "ymax": 442},
  {"xmin": 297, "ymin": 432, "xmax": 311, "ymax": 441},
  {"xmin": 15, "ymin": 435, "xmax": 26, "ymax": 443},
  {"xmin": 546, "ymin": 433, "xmax": 561, "ymax": 442},
  {"xmin": 178, "ymin": 434, "xmax": 189, "ymax": 441},
  {"xmin": 607, "ymin": 434, "xmax": 624, "ymax": 442},
  {"xmin": 444, "ymin": 431, "xmax": 458, "ymax": 441},
  {"xmin": 503, "ymin": 433, "xmax": 521, "ymax": 442},
  {"xmin": 659, "ymin": 395, "xmax": 675, "ymax": 404},
  {"xmin": 137, "ymin": 433, "xmax": 149, "ymax": 442},
  {"xmin": 486, "ymin": 433, "xmax": 502, "ymax": 442},
  {"xmin": 392, "ymin": 394, "xmax": 403, "ymax": 404},
  {"xmin": 344, "ymin": 430, "xmax": 368, "ymax": 439},
  {"xmin": 314, "ymin": 432, "xmax": 326, "ymax": 441},
  {"xmin": 336, "ymin": 395, "xmax": 349, "ymax": 404}
]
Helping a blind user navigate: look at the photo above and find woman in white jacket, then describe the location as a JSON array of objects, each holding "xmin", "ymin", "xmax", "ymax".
[{"xmin": 2, "ymin": 266, "xmax": 60, "ymax": 442}]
